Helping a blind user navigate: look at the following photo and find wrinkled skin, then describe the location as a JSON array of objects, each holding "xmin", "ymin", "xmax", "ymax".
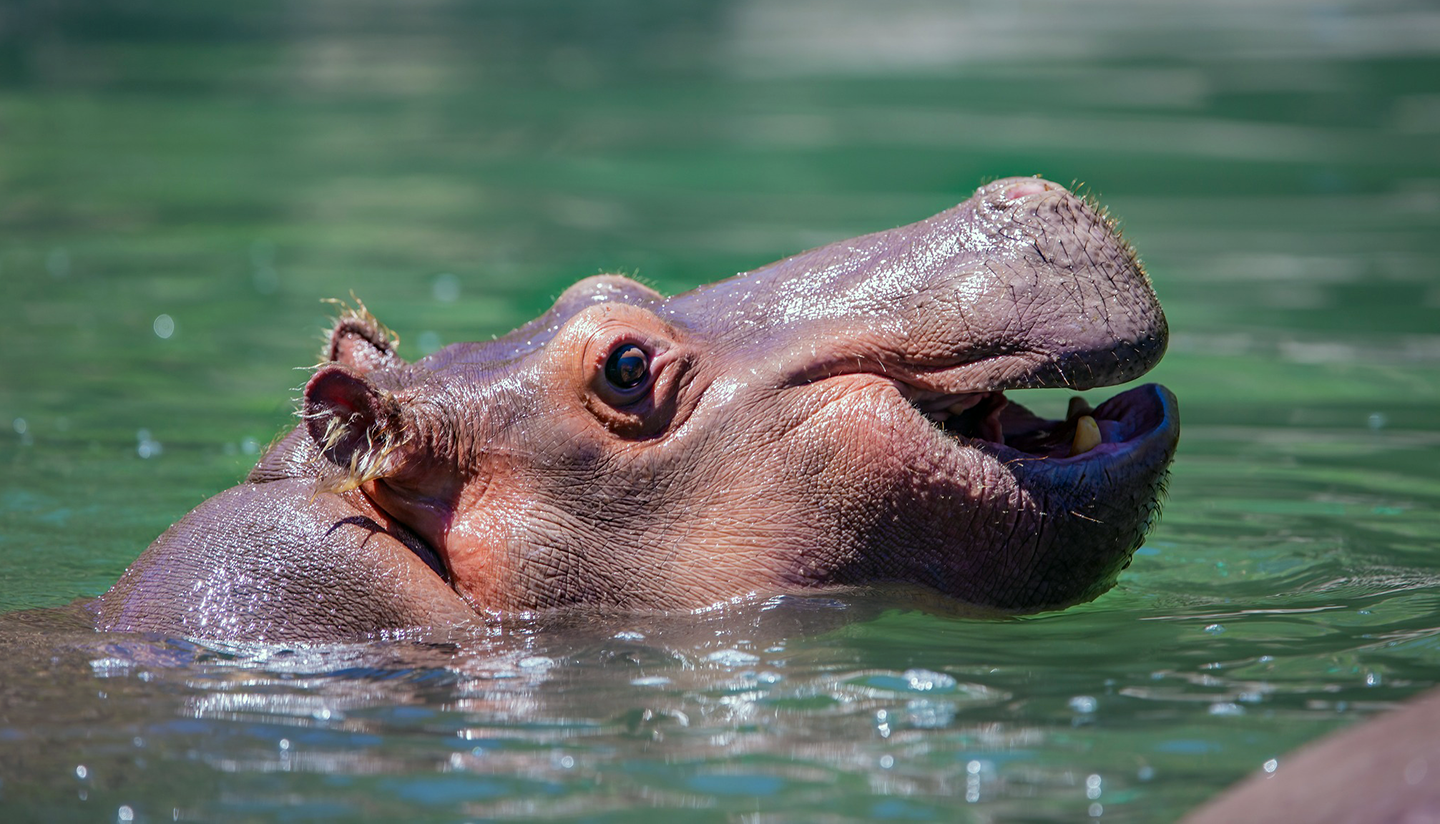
[{"xmin": 98, "ymin": 177, "xmax": 1179, "ymax": 641}]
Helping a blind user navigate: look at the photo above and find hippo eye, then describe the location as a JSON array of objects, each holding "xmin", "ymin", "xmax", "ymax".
[{"xmin": 604, "ymin": 344, "xmax": 649, "ymax": 391}]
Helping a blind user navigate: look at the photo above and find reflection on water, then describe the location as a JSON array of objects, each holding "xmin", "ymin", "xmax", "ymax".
[{"xmin": 2, "ymin": 0, "xmax": 1439, "ymax": 820}]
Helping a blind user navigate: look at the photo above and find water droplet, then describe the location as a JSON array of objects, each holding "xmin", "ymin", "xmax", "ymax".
[
  {"xmin": 903, "ymin": 668, "xmax": 956, "ymax": 692},
  {"xmin": 153, "ymin": 314, "xmax": 175, "ymax": 339},
  {"xmin": 433, "ymin": 273, "xmax": 461, "ymax": 303},
  {"xmin": 12, "ymin": 418, "xmax": 26, "ymax": 435},
  {"xmin": 965, "ymin": 764, "xmax": 981, "ymax": 803},
  {"xmin": 704, "ymin": 649, "xmax": 759, "ymax": 667},
  {"xmin": 253, "ymin": 265, "xmax": 279, "ymax": 295},
  {"xmin": 1069, "ymin": 695, "xmax": 1098, "ymax": 714},
  {"xmin": 1263, "ymin": 758, "xmax": 1278, "ymax": 773},
  {"xmin": 879, "ymin": 754, "xmax": 894, "ymax": 769},
  {"xmin": 118, "ymin": 804, "xmax": 134, "ymax": 822},
  {"xmin": 241, "ymin": 437, "xmax": 260, "ymax": 456},
  {"xmin": 1367, "ymin": 412, "xmax": 1387, "ymax": 430},
  {"xmin": 47, "ymin": 248, "xmax": 70, "ymax": 278},
  {"xmin": 1404, "ymin": 756, "xmax": 1428, "ymax": 786},
  {"xmin": 136, "ymin": 429, "xmax": 163, "ymax": 459},
  {"xmin": 75, "ymin": 765, "xmax": 88, "ymax": 780},
  {"xmin": 905, "ymin": 698, "xmax": 955, "ymax": 728},
  {"xmin": 1088, "ymin": 802, "xmax": 1103, "ymax": 817},
  {"xmin": 1204, "ymin": 623, "xmax": 1225, "ymax": 635}
]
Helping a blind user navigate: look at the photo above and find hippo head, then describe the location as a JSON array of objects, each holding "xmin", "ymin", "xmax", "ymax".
[{"xmin": 301, "ymin": 178, "xmax": 1178, "ymax": 615}]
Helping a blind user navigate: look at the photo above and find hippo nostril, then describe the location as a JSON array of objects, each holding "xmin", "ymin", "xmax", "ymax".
[{"xmin": 1002, "ymin": 178, "xmax": 1056, "ymax": 201}]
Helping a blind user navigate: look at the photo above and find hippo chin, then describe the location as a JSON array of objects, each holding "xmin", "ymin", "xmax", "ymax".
[{"xmin": 98, "ymin": 177, "xmax": 1179, "ymax": 641}]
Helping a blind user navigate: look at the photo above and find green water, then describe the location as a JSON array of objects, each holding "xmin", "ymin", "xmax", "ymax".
[{"xmin": 2, "ymin": 0, "xmax": 1439, "ymax": 820}]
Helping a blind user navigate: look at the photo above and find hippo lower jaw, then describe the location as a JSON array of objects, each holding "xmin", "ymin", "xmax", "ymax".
[{"xmin": 867, "ymin": 377, "xmax": 1178, "ymax": 610}]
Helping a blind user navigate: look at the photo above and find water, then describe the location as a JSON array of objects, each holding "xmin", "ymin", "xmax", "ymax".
[{"xmin": 2, "ymin": 0, "xmax": 1439, "ymax": 820}]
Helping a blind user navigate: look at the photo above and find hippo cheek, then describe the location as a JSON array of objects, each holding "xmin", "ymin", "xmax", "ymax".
[
  {"xmin": 417, "ymin": 471, "xmax": 555, "ymax": 614},
  {"xmin": 423, "ymin": 458, "xmax": 646, "ymax": 613},
  {"xmin": 437, "ymin": 509, "xmax": 513, "ymax": 612}
]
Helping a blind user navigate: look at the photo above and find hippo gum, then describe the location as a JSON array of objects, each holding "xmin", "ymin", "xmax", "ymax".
[{"xmin": 98, "ymin": 177, "xmax": 1180, "ymax": 641}]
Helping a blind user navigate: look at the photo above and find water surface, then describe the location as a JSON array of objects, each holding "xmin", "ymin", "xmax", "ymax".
[{"xmin": 2, "ymin": 1, "xmax": 1439, "ymax": 820}]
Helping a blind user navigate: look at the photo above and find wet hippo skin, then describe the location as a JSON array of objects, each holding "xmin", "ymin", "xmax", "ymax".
[
  {"xmin": 98, "ymin": 177, "xmax": 1180, "ymax": 641},
  {"xmin": 1181, "ymin": 687, "xmax": 1440, "ymax": 824}
]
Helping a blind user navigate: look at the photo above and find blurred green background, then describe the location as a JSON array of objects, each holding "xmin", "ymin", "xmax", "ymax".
[
  {"xmin": 2, "ymin": 1, "xmax": 1439, "ymax": 821},
  {"xmin": 4, "ymin": 0, "xmax": 1436, "ymax": 605}
]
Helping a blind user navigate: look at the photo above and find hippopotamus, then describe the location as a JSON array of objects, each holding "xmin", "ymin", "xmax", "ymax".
[
  {"xmin": 1181, "ymin": 687, "xmax": 1440, "ymax": 823},
  {"xmin": 96, "ymin": 177, "xmax": 1179, "ymax": 641}
]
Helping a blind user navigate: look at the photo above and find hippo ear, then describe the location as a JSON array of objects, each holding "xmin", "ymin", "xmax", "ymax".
[
  {"xmin": 303, "ymin": 364, "xmax": 408, "ymax": 492},
  {"xmin": 322, "ymin": 299, "xmax": 405, "ymax": 373}
]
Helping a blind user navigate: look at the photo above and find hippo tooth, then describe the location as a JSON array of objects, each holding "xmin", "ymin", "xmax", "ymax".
[
  {"xmin": 1071, "ymin": 415, "xmax": 1102, "ymax": 456},
  {"xmin": 1067, "ymin": 396, "xmax": 1094, "ymax": 421}
]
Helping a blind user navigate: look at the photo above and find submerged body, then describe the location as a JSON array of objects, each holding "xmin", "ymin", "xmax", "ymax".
[
  {"xmin": 1182, "ymin": 687, "xmax": 1440, "ymax": 824},
  {"xmin": 99, "ymin": 177, "xmax": 1179, "ymax": 641}
]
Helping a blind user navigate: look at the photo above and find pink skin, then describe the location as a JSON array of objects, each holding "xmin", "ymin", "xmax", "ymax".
[
  {"xmin": 1182, "ymin": 687, "xmax": 1440, "ymax": 824},
  {"xmin": 99, "ymin": 177, "xmax": 1178, "ymax": 640},
  {"xmin": 1002, "ymin": 178, "xmax": 1056, "ymax": 200}
]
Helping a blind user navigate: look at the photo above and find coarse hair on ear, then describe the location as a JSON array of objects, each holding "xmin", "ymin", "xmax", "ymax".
[
  {"xmin": 303, "ymin": 364, "xmax": 411, "ymax": 493},
  {"xmin": 320, "ymin": 295, "xmax": 405, "ymax": 373}
]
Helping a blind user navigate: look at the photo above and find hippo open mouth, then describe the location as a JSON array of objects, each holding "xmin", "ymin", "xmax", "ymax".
[{"xmin": 911, "ymin": 384, "xmax": 1175, "ymax": 464}]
